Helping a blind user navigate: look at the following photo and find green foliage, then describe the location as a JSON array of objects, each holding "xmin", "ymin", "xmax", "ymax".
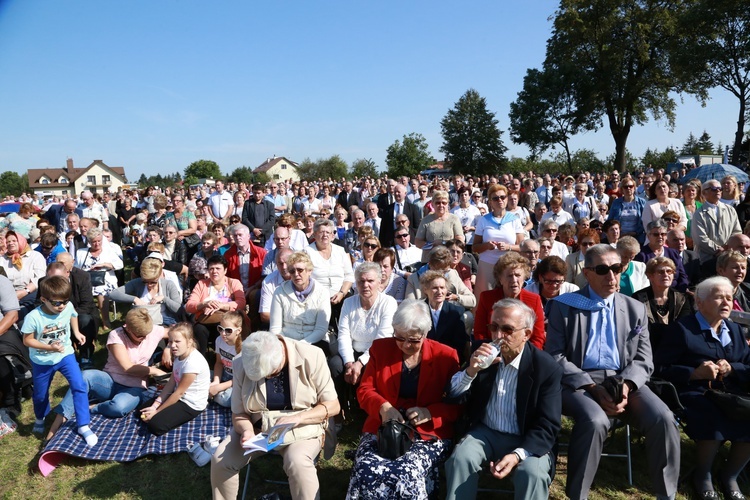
[
  {"xmin": 137, "ymin": 171, "xmax": 183, "ymax": 190},
  {"xmin": 641, "ymin": 147, "xmax": 678, "ymax": 169},
  {"xmin": 440, "ymin": 89, "xmax": 507, "ymax": 176},
  {"xmin": 350, "ymin": 158, "xmax": 379, "ymax": 179},
  {"xmin": 0, "ymin": 171, "xmax": 28, "ymax": 197},
  {"xmin": 385, "ymin": 133, "xmax": 435, "ymax": 178},
  {"xmin": 184, "ymin": 159, "xmax": 222, "ymax": 181},
  {"xmin": 682, "ymin": 131, "xmax": 715, "ymax": 156},
  {"xmin": 563, "ymin": 148, "xmax": 607, "ymax": 173},
  {"xmin": 544, "ymin": 0, "xmax": 703, "ymax": 171},
  {"xmin": 296, "ymin": 155, "xmax": 349, "ymax": 182},
  {"xmin": 225, "ymin": 166, "xmax": 255, "ymax": 185}
]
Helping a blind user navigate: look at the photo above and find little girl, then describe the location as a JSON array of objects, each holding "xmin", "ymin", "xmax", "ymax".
[
  {"xmin": 209, "ymin": 312, "xmax": 242, "ymax": 407},
  {"xmin": 141, "ymin": 323, "xmax": 209, "ymax": 435}
]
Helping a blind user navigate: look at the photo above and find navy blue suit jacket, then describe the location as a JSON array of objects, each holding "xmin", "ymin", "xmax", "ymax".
[
  {"xmin": 426, "ymin": 300, "xmax": 468, "ymax": 363},
  {"xmin": 635, "ymin": 245, "xmax": 689, "ymax": 292}
]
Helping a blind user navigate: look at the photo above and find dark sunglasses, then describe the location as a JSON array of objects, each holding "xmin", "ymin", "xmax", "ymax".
[
  {"xmin": 586, "ymin": 263, "xmax": 624, "ymax": 275},
  {"xmin": 662, "ymin": 218, "xmax": 678, "ymax": 224},
  {"xmin": 491, "ymin": 195, "xmax": 507, "ymax": 202},
  {"xmin": 395, "ymin": 233, "xmax": 409, "ymax": 239},
  {"xmin": 363, "ymin": 243, "xmax": 379, "ymax": 249},
  {"xmin": 47, "ymin": 299, "xmax": 69, "ymax": 307}
]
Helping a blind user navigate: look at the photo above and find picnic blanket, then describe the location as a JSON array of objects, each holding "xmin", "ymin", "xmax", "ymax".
[{"xmin": 39, "ymin": 403, "xmax": 233, "ymax": 476}]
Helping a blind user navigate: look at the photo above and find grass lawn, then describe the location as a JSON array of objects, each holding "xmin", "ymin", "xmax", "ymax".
[{"xmin": 0, "ymin": 305, "xmax": 729, "ymax": 499}]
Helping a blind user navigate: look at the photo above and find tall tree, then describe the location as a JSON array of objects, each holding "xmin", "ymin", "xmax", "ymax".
[
  {"xmin": 695, "ymin": 131, "xmax": 715, "ymax": 155},
  {"xmin": 440, "ymin": 89, "xmax": 507, "ymax": 176},
  {"xmin": 350, "ymin": 158, "xmax": 379, "ymax": 179},
  {"xmin": 296, "ymin": 155, "xmax": 349, "ymax": 181},
  {"xmin": 680, "ymin": 0, "xmax": 750, "ymax": 166},
  {"xmin": 681, "ymin": 132, "xmax": 699, "ymax": 155},
  {"xmin": 184, "ymin": 159, "xmax": 222, "ymax": 181},
  {"xmin": 509, "ymin": 67, "xmax": 599, "ymax": 172},
  {"xmin": 0, "ymin": 171, "xmax": 26, "ymax": 198},
  {"xmin": 641, "ymin": 147, "xmax": 678, "ymax": 169},
  {"xmin": 385, "ymin": 133, "xmax": 435, "ymax": 178},
  {"xmin": 226, "ymin": 166, "xmax": 255, "ymax": 185},
  {"xmin": 544, "ymin": 0, "xmax": 704, "ymax": 171}
]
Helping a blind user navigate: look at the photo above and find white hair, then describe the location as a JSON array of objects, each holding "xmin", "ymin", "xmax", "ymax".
[{"xmin": 241, "ymin": 331, "xmax": 283, "ymax": 381}]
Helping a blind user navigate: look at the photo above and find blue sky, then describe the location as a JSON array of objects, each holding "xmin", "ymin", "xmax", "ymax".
[{"xmin": 0, "ymin": 0, "xmax": 740, "ymax": 181}]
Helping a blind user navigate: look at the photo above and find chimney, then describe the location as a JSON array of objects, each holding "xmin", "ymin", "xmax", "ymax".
[{"xmin": 66, "ymin": 158, "xmax": 74, "ymax": 172}]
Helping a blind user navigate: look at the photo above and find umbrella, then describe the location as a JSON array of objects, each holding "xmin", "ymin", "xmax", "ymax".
[{"xmin": 679, "ymin": 163, "xmax": 749, "ymax": 184}]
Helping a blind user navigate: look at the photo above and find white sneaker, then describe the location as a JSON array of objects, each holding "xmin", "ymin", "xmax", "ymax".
[{"xmin": 202, "ymin": 435, "xmax": 221, "ymax": 455}]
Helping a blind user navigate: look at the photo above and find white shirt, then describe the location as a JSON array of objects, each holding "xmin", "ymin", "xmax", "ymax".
[{"xmin": 172, "ymin": 349, "xmax": 210, "ymax": 411}]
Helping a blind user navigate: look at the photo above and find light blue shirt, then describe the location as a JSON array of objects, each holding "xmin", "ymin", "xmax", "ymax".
[
  {"xmin": 265, "ymin": 193, "xmax": 287, "ymax": 216},
  {"xmin": 695, "ymin": 311, "xmax": 731, "ymax": 347},
  {"xmin": 582, "ymin": 290, "xmax": 621, "ymax": 371}
]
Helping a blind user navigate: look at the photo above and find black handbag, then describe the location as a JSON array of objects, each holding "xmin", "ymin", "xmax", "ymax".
[
  {"xmin": 705, "ymin": 381, "xmax": 750, "ymax": 421},
  {"xmin": 377, "ymin": 420, "xmax": 417, "ymax": 459},
  {"xmin": 84, "ymin": 249, "xmax": 107, "ymax": 286}
]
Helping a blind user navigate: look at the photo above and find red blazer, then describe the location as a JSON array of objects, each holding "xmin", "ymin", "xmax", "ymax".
[
  {"xmin": 223, "ymin": 243, "xmax": 266, "ymax": 288},
  {"xmin": 473, "ymin": 288, "xmax": 546, "ymax": 349},
  {"xmin": 357, "ymin": 337, "xmax": 462, "ymax": 440}
]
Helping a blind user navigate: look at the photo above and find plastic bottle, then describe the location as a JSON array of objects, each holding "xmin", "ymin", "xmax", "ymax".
[{"xmin": 476, "ymin": 338, "xmax": 504, "ymax": 369}]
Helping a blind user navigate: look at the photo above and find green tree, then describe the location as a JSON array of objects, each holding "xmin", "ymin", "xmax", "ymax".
[
  {"xmin": 695, "ymin": 131, "xmax": 715, "ymax": 155},
  {"xmin": 350, "ymin": 158, "xmax": 379, "ymax": 179},
  {"xmin": 440, "ymin": 89, "xmax": 507, "ymax": 176},
  {"xmin": 385, "ymin": 133, "xmax": 435, "ymax": 178},
  {"xmin": 543, "ymin": 0, "xmax": 704, "ymax": 171},
  {"xmin": 680, "ymin": 0, "xmax": 750, "ymax": 166},
  {"xmin": 681, "ymin": 132, "xmax": 699, "ymax": 155},
  {"xmin": 296, "ymin": 155, "xmax": 349, "ymax": 182},
  {"xmin": 641, "ymin": 147, "xmax": 678, "ymax": 169},
  {"xmin": 509, "ymin": 67, "xmax": 599, "ymax": 172},
  {"xmin": 184, "ymin": 159, "xmax": 222, "ymax": 181},
  {"xmin": 226, "ymin": 166, "xmax": 255, "ymax": 185},
  {"xmin": 0, "ymin": 171, "xmax": 28, "ymax": 198}
]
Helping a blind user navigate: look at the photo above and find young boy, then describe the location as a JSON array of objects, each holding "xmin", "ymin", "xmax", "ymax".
[{"xmin": 21, "ymin": 275, "xmax": 98, "ymax": 446}]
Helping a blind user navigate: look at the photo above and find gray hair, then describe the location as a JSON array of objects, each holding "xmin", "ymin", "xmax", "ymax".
[
  {"xmin": 646, "ymin": 219, "xmax": 668, "ymax": 232},
  {"xmin": 703, "ymin": 179, "xmax": 721, "ymax": 191},
  {"xmin": 585, "ymin": 243, "xmax": 620, "ymax": 268},
  {"xmin": 492, "ymin": 298, "xmax": 536, "ymax": 330},
  {"xmin": 392, "ymin": 299, "xmax": 432, "ymax": 337},
  {"xmin": 241, "ymin": 331, "xmax": 284, "ymax": 381},
  {"xmin": 520, "ymin": 239, "xmax": 540, "ymax": 251},
  {"xmin": 86, "ymin": 227, "xmax": 103, "ymax": 242},
  {"xmin": 355, "ymin": 262, "xmax": 382, "ymax": 282},
  {"xmin": 229, "ymin": 224, "xmax": 248, "ymax": 236},
  {"xmin": 540, "ymin": 219, "xmax": 559, "ymax": 231},
  {"xmin": 695, "ymin": 276, "xmax": 733, "ymax": 301},
  {"xmin": 313, "ymin": 217, "xmax": 335, "ymax": 233},
  {"xmin": 615, "ymin": 236, "xmax": 640, "ymax": 256}
]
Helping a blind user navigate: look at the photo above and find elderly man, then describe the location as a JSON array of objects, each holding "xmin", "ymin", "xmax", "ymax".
[
  {"xmin": 692, "ymin": 179, "xmax": 741, "ymax": 264},
  {"xmin": 258, "ymin": 247, "xmax": 293, "ymax": 327},
  {"xmin": 262, "ymin": 225, "xmax": 293, "ymax": 276},
  {"xmin": 363, "ymin": 202, "xmax": 381, "ymax": 237},
  {"xmin": 264, "ymin": 182, "xmax": 287, "ymax": 217},
  {"xmin": 445, "ymin": 298, "xmax": 562, "ymax": 500},
  {"xmin": 519, "ymin": 239, "xmax": 541, "ymax": 287},
  {"xmin": 224, "ymin": 224, "xmax": 266, "ymax": 294},
  {"xmin": 208, "ymin": 181, "xmax": 234, "ymax": 221},
  {"xmin": 241, "ymin": 184, "xmax": 275, "ymax": 245},
  {"xmin": 379, "ymin": 183, "xmax": 422, "ymax": 248},
  {"xmin": 79, "ymin": 191, "xmax": 108, "ymax": 230},
  {"xmin": 336, "ymin": 181, "xmax": 361, "ymax": 211},
  {"xmin": 667, "ymin": 228, "xmax": 700, "ymax": 285},
  {"xmin": 545, "ymin": 244, "xmax": 680, "ymax": 500},
  {"xmin": 45, "ymin": 198, "xmax": 83, "ymax": 236},
  {"xmin": 343, "ymin": 209, "xmax": 366, "ymax": 255},
  {"xmin": 701, "ymin": 233, "xmax": 750, "ymax": 283}
]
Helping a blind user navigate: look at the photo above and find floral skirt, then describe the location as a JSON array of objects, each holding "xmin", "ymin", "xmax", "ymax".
[{"xmin": 346, "ymin": 433, "xmax": 450, "ymax": 500}]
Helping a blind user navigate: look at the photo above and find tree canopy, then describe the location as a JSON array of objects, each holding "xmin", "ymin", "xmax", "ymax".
[
  {"xmin": 296, "ymin": 155, "xmax": 349, "ymax": 181},
  {"xmin": 0, "ymin": 172, "xmax": 28, "ymax": 198},
  {"xmin": 350, "ymin": 158, "xmax": 379, "ymax": 179},
  {"xmin": 440, "ymin": 89, "xmax": 507, "ymax": 176},
  {"xmin": 184, "ymin": 160, "xmax": 222, "ymax": 182},
  {"xmin": 385, "ymin": 133, "xmax": 435, "ymax": 178},
  {"xmin": 225, "ymin": 166, "xmax": 255, "ymax": 185}
]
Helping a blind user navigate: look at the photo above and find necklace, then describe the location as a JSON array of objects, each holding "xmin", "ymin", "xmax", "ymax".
[{"xmin": 651, "ymin": 297, "xmax": 669, "ymax": 316}]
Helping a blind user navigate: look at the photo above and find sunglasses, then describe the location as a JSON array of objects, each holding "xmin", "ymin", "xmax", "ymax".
[
  {"xmin": 491, "ymin": 195, "xmax": 507, "ymax": 201},
  {"xmin": 393, "ymin": 335, "xmax": 423, "ymax": 345},
  {"xmin": 290, "ymin": 267, "xmax": 308, "ymax": 274},
  {"xmin": 487, "ymin": 324, "xmax": 525, "ymax": 335},
  {"xmin": 542, "ymin": 278, "xmax": 564, "ymax": 285},
  {"xmin": 363, "ymin": 243, "xmax": 379, "ymax": 249},
  {"xmin": 46, "ymin": 299, "xmax": 69, "ymax": 307},
  {"xmin": 586, "ymin": 263, "xmax": 625, "ymax": 275},
  {"xmin": 543, "ymin": 228, "xmax": 558, "ymax": 233},
  {"xmin": 217, "ymin": 325, "xmax": 239, "ymax": 335},
  {"xmin": 395, "ymin": 233, "xmax": 409, "ymax": 239},
  {"xmin": 705, "ymin": 187, "xmax": 722, "ymax": 192},
  {"xmin": 622, "ymin": 184, "xmax": 635, "ymax": 189}
]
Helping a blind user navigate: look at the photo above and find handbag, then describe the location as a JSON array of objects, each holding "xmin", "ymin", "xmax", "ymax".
[
  {"xmin": 84, "ymin": 249, "xmax": 107, "ymax": 287},
  {"xmin": 705, "ymin": 381, "xmax": 750, "ymax": 421},
  {"xmin": 377, "ymin": 420, "xmax": 417, "ymax": 459}
]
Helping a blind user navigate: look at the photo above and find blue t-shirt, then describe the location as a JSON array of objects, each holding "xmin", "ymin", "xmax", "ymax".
[{"xmin": 21, "ymin": 303, "xmax": 78, "ymax": 365}]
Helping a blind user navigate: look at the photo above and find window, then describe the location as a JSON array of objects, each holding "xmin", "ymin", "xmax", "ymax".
[
  {"xmin": 273, "ymin": 174, "xmax": 280, "ymax": 180},
  {"xmin": 102, "ymin": 175, "xmax": 111, "ymax": 184},
  {"xmin": 41, "ymin": 178, "xmax": 49, "ymax": 184},
  {"xmin": 281, "ymin": 164, "xmax": 287, "ymax": 170},
  {"xmin": 87, "ymin": 175, "xmax": 96, "ymax": 184},
  {"xmin": 58, "ymin": 176, "xmax": 68, "ymax": 183},
  {"xmin": 62, "ymin": 190, "xmax": 68, "ymax": 196}
]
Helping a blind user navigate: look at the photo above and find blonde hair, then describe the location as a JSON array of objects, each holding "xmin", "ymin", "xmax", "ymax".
[
  {"xmin": 140, "ymin": 258, "xmax": 163, "ymax": 281},
  {"xmin": 169, "ymin": 323, "xmax": 196, "ymax": 350},
  {"xmin": 124, "ymin": 308, "xmax": 153, "ymax": 337},
  {"xmin": 220, "ymin": 311, "xmax": 244, "ymax": 352}
]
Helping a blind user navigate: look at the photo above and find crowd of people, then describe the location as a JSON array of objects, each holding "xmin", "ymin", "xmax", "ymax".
[{"xmin": 1, "ymin": 165, "xmax": 750, "ymax": 499}]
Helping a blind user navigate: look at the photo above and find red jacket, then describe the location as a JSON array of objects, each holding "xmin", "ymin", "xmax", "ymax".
[
  {"xmin": 357, "ymin": 337, "xmax": 462, "ymax": 440},
  {"xmin": 223, "ymin": 243, "xmax": 266, "ymax": 289},
  {"xmin": 473, "ymin": 288, "xmax": 546, "ymax": 349}
]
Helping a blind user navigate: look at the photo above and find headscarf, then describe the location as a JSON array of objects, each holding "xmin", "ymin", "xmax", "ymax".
[{"xmin": 6, "ymin": 231, "xmax": 29, "ymax": 270}]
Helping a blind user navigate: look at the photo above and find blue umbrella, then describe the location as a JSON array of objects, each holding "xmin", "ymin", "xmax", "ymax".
[{"xmin": 679, "ymin": 163, "xmax": 749, "ymax": 184}]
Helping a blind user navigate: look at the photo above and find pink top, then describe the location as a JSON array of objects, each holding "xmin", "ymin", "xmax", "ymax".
[{"xmin": 104, "ymin": 325, "xmax": 166, "ymax": 388}]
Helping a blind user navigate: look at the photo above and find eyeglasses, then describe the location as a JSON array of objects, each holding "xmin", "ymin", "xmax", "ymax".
[
  {"xmin": 705, "ymin": 186, "xmax": 722, "ymax": 192},
  {"xmin": 653, "ymin": 268, "xmax": 675, "ymax": 275},
  {"xmin": 622, "ymin": 184, "xmax": 635, "ymax": 189},
  {"xmin": 46, "ymin": 299, "xmax": 69, "ymax": 307},
  {"xmin": 543, "ymin": 228, "xmax": 558, "ymax": 233},
  {"xmin": 585, "ymin": 263, "xmax": 625, "ymax": 275},
  {"xmin": 143, "ymin": 280, "xmax": 158, "ymax": 285},
  {"xmin": 419, "ymin": 190, "xmax": 427, "ymax": 193},
  {"xmin": 217, "ymin": 325, "xmax": 239, "ymax": 335},
  {"xmin": 393, "ymin": 335, "xmax": 424, "ymax": 345},
  {"xmin": 395, "ymin": 233, "xmax": 409, "ymax": 239},
  {"xmin": 397, "ymin": 220, "xmax": 409, "ymax": 224},
  {"xmin": 491, "ymin": 195, "xmax": 507, "ymax": 202},
  {"xmin": 650, "ymin": 232, "xmax": 667, "ymax": 237},
  {"xmin": 542, "ymin": 278, "xmax": 564, "ymax": 285},
  {"xmin": 42, "ymin": 245, "xmax": 55, "ymax": 251},
  {"xmin": 487, "ymin": 324, "xmax": 526, "ymax": 335},
  {"xmin": 274, "ymin": 236, "xmax": 290, "ymax": 241},
  {"xmin": 521, "ymin": 250, "xmax": 539, "ymax": 255},
  {"xmin": 363, "ymin": 243, "xmax": 379, "ymax": 249},
  {"xmin": 290, "ymin": 267, "xmax": 308, "ymax": 274},
  {"xmin": 539, "ymin": 245, "xmax": 552, "ymax": 250},
  {"xmin": 579, "ymin": 241, "xmax": 595, "ymax": 247}
]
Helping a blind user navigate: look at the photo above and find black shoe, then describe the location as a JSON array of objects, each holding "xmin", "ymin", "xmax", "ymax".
[
  {"xmin": 721, "ymin": 488, "xmax": 746, "ymax": 500},
  {"xmin": 694, "ymin": 491, "xmax": 719, "ymax": 500}
]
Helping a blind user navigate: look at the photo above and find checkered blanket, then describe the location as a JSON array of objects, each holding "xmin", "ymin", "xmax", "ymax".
[{"xmin": 38, "ymin": 403, "xmax": 233, "ymax": 476}]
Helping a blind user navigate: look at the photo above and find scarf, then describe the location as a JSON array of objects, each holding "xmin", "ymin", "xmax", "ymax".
[{"xmin": 7, "ymin": 231, "xmax": 29, "ymax": 270}]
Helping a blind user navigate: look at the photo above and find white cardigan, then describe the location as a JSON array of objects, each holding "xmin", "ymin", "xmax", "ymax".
[
  {"xmin": 305, "ymin": 243, "xmax": 355, "ymax": 297},
  {"xmin": 269, "ymin": 280, "xmax": 331, "ymax": 345},
  {"xmin": 337, "ymin": 292, "xmax": 397, "ymax": 366}
]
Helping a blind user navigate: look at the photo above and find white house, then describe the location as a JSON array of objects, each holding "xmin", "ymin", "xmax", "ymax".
[
  {"xmin": 253, "ymin": 156, "xmax": 299, "ymax": 182},
  {"xmin": 28, "ymin": 158, "xmax": 128, "ymax": 198}
]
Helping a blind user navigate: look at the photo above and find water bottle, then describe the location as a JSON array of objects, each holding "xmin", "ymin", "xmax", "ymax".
[{"xmin": 476, "ymin": 339, "xmax": 503, "ymax": 369}]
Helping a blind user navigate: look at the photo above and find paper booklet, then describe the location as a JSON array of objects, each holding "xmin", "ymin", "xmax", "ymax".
[{"xmin": 242, "ymin": 423, "xmax": 296, "ymax": 455}]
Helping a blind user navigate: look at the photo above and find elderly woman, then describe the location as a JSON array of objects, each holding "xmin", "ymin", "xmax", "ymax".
[
  {"xmin": 539, "ymin": 219, "xmax": 570, "ymax": 260},
  {"xmin": 472, "ymin": 183, "xmax": 525, "ymax": 299},
  {"xmin": 336, "ymin": 262, "xmax": 397, "ymax": 387},
  {"xmin": 564, "ymin": 183, "xmax": 601, "ymax": 223},
  {"xmin": 346, "ymin": 299, "xmax": 461, "ymax": 499},
  {"xmin": 633, "ymin": 257, "xmax": 692, "ymax": 351},
  {"xmin": 420, "ymin": 270, "xmax": 469, "ymax": 363},
  {"xmin": 616, "ymin": 236, "xmax": 648, "ymax": 297},
  {"xmin": 46, "ymin": 308, "xmax": 169, "ymax": 441},
  {"xmin": 656, "ymin": 276, "xmax": 750, "ymax": 500},
  {"xmin": 717, "ymin": 250, "xmax": 750, "ymax": 318},
  {"xmin": 147, "ymin": 194, "xmax": 170, "ymax": 229},
  {"xmin": 415, "ymin": 190, "xmax": 464, "ymax": 263},
  {"xmin": 565, "ymin": 228, "xmax": 599, "ymax": 288},
  {"xmin": 269, "ymin": 251, "xmax": 331, "ymax": 350},
  {"xmin": 109, "ymin": 258, "xmax": 182, "ymax": 326},
  {"xmin": 6, "ymin": 203, "xmax": 38, "ymax": 240},
  {"xmin": 210, "ymin": 330, "xmax": 340, "ymax": 500},
  {"xmin": 185, "ymin": 255, "xmax": 246, "ymax": 355},
  {"xmin": 75, "ymin": 227, "xmax": 123, "ymax": 328},
  {"xmin": 473, "ymin": 251, "xmax": 545, "ymax": 349},
  {"xmin": 609, "ymin": 178, "xmax": 647, "ymax": 243},
  {"xmin": 642, "ymin": 178, "xmax": 688, "ymax": 231},
  {"xmin": 537, "ymin": 237, "xmax": 554, "ymax": 260},
  {"xmin": 405, "ymin": 246, "xmax": 476, "ymax": 309},
  {"xmin": 634, "ymin": 219, "xmax": 689, "ymax": 292},
  {"xmin": 0, "ymin": 231, "xmax": 46, "ymax": 320},
  {"xmin": 166, "ymin": 193, "xmax": 199, "ymax": 252},
  {"xmin": 374, "ymin": 248, "xmax": 407, "ymax": 303},
  {"xmin": 527, "ymin": 256, "xmax": 580, "ymax": 308}
]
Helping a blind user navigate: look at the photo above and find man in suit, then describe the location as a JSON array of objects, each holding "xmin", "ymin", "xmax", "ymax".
[
  {"xmin": 692, "ymin": 179, "xmax": 741, "ymax": 264},
  {"xmin": 379, "ymin": 183, "xmax": 422, "ymax": 248},
  {"xmin": 445, "ymin": 298, "xmax": 562, "ymax": 500},
  {"xmin": 667, "ymin": 228, "xmax": 700, "ymax": 285},
  {"xmin": 45, "ymin": 199, "xmax": 83, "ymax": 238},
  {"xmin": 336, "ymin": 181, "xmax": 361, "ymax": 212},
  {"xmin": 376, "ymin": 179, "xmax": 397, "ymax": 216},
  {"xmin": 545, "ymin": 244, "xmax": 680, "ymax": 500},
  {"xmin": 242, "ymin": 184, "xmax": 276, "ymax": 245}
]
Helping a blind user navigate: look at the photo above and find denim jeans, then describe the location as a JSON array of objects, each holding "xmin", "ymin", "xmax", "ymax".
[
  {"xmin": 56, "ymin": 369, "xmax": 144, "ymax": 420},
  {"xmin": 32, "ymin": 354, "xmax": 89, "ymax": 425}
]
